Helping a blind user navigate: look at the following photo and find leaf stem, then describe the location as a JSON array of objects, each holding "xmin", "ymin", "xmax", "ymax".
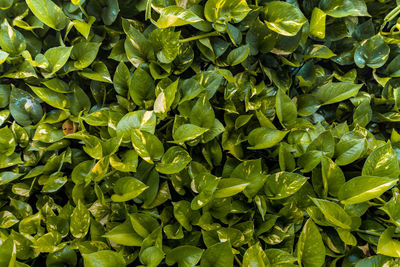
[
  {"xmin": 158, "ymin": 119, "xmax": 173, "ymax": 131},
  {"xmin": 103, "ymin": 170, "xmax": 117, "ymax": 179},
  {"xmin": 385, "ymin": 5, "xmax": 400, "ymax": 22},
  {"xmin": 234, "ymin": 255, "xmax": 242, "ymax": 266},
  {"xmin": 145, "ymin": 0, "xmax": 152, "ymax": 21},
  {"xmin": 180, "ymin": 31, "xmax": 220, "ymax": 43},
  {"xmin": 355, "ymin": 230, "xmax": 381, "ymax": 236},
  {"xmin": 78, "ymin": 4, "xmax": 89, "ymax": 19},
  {"xmin": 376, "ymin": 197, "xmax": 386, "ymax": 204}
]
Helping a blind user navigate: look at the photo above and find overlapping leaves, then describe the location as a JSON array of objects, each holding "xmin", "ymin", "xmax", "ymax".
[{"xmin": 1, "ymin": 0, "xmax": 400, "ymax": 266}]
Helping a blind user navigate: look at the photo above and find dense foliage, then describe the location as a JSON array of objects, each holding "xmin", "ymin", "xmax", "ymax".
[{"xmin": 2, "ymin": 0, "xmax": 400, "ymax": 266}]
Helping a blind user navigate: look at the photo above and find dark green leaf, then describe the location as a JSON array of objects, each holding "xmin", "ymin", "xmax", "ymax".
[
  {"xmin": 200, "ymin": 241, "xmax": 234, "ymax": 267},
  {"xmin": 111, "ymin": 176, "xmax": 149, "ymax": 202},
  {"xmin": 247, "ymin": 127, "xmax": 288, "ymax": 150},
  {"xmin": 26, "ymin": 0, "xmax": 69, "ymax": 30},
  {"xmin": 264, "ymin": 1, "xmax": 307, "ymax": 36}
]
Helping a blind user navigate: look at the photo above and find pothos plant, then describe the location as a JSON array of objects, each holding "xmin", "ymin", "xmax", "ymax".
[{"xmin": 1, "ymin": 0, "xmax": 400, "ymax": 266}]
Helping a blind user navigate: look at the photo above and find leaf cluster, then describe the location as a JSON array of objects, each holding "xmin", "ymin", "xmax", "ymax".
[{"xmin": 1, "ymin": 0, "xmax": 400, "ymax": 266}]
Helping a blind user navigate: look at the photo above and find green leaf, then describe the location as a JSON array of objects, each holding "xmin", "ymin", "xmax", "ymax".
[
  {"xmin": 32, "ymin": 231, "xmax": 62, "ymax": 253},
  {"xmin": 213, "ymin": 178, "xmax": 249, "ymax": 198},
  {"xmin": 204, "ymin": 0, "xmax": 251, "ymax": 26},
  {"xmin": 0, "ymin": 172, "xmax": 23, "ymax": 185},
  {"xmin": 1, "ymin": 0, "xmax": 400, "ymax": 264},
  {"xmin": 116, "ymin": 110, "xmax": 156, "ymax": 142},
  {"xmin": 122, "ymin": 19, "xmax": 153, "ymax": 67},
  {"xmin": 42, "ymin": 78, "xmax": 72, "ymax": 93},
  {"xmin": 264, "ymin": 172, "xmax": 308, "ymax": 199},
  {"xmin": 33, "ymin": 123, "xmax": 64, "ymax": 143},
  {"xmin": 335, "ymin": 132, "xmax": 366, "ymax": 166},
  {"xmin": 242, "ymin": 243, "xmax": 269, "ymax": 267},
  {"xmin": 43, "ymin": 46, "xmax": 72, "ymax": 76},
  {"xmin": 311, "ymin": 198, "xmax": 352, "ymax": 229},
  {"xmin": 83, "ymin": 250, "xmax": 126, "ymax": 267},
  {"xmin": 41, "ymin": 173, "xmax": 67, "ymax": 193},
  {"xmin": 265, "ymin": 249, "xmax": 296, "ymax": 266},
  {"xmin": 377, "ymin": 227, "xmax": 400, "ymax": 257},
  {"xmin": 71, "ymin": 160, "xmax": 93, "ymax": 185},
  {"xmin": 110, "ymin": 150, "xmax": 138, "ymax": 173},
  {"xmin": 354, "ymin": 35, "xmax": 390, "ymax": 68},
  {"xmin": 79, "ymin": 62, "xmax": 112, "ymax": 83},
  {"xmin": 0, "ymin": 239, "xmax": 16, "ymax": 267},
  {"xmin": 191, "ymin": 172, "xmax": 220, "ymax": 210},
  {"xmin": 321, "ymin": 156, "xmax": 345, "ymax": 197},
  {"xmin": 70, "ymin": 200, "xmax": 90, "ymax": 238},
  {"xmin": 190, "ymin": 96, "xmax": 215, "ymax": 128},
  {"xmin": 88, "ymin": 156, "xmax": 110, "ymax": 182},
  {"xmin": 337, "ymin": 228, "xmax": 357, "ymax": 246},
  {"xmin": 313, "ymin": 82, "xmax": 363, "ymax": 105},
  {"xmin": 155, "ymin": 6, "xmax": 203, "ymax": 28},
  {"xmin": 10, "ymin": 87, "xmax": 43, "ymax": 126},
  {"xmin": 154, "ymin": 78, "xmax": 179, "ymax": 114},
  {"xmin": 173, "ymin": 124, "xmax": 208, "ymax": 142},
  {"xmin": 362, "ymin": 144, "xmax": 400, "ymax": 178},
  {"xmin": 103, "ymin": 219, "xmax": 143, "ymax": 246},
  {"xmin": 129, "ymin": 65, "xmax": 155, "ymax": 106},
  {"xmin": 200, "ymin": 241, "xmax": 234, "ymax": 267},
  {"xmin": 46, "ymin": 247, "xmax": 77, "ymax": 267},
  {"xmin": 28, "ymin": 85, "xmax": 69, "ymax": 110},
  {"xmin": 70, "ymin": 86, "xmax": 91, "ymax": 116},
  {"xmin": 353, "ymin": 100, "xmax": 372, "ymax": 127},
  {"xmin": 128, "ymin": 212, "xmax": 159, "ymax": 238},
  {"xmin": 113, "ymin": 62, "xmax": 130, "ymax": 96},
  {"xmin": 306, "ymin": 45, "xmax": 336, "ymax": 59},
  {"xmin": 0, "ymin": 126, "xmax": 16, "ymax": 156},
  {"xmin": 0, "ymin": 211, "xmax": 19, "ymax": 228},
  {"xmin": 131, "ymin": 129, "xmax": 164, "ymax": 164},
  {"xmin": 319, "ymin": 0, "xmax": 370, "ymax": 18},
  {"xmin": 0, "ymin": 0, "xmax": 13, "ymax": 9},
  {"xmin": 102, "ymin": 0, "xmax": 119, "ymax": 25},
  {"xmin": 165, "ymin": 245, "xmax": 203, "ymax": 267},
  {"xmin": 156, "ymin": 146, "xmax": 192, "ymax": 174},
  {"xmin": 0, "ymin": 51, "xmax": 9, "ymax": 64},
  {"xmin": 235, "ymin": 115, "xmax": 253, "ymax": 130},
  {"xmin": 264, "ymin": 1, "xmax": 307, "ymax": 36},
  {"xmin": 0, "ymin": 19, "xmax": 26, "ymax": 56},
  {"xmin": 73, "ymin": 16, "xmax": 96, "ymax": 39},
  {"xmin": 310, "ymin": 8, "xmax": 326, "ymax": 39},
  {"xmin": 297, "ymin": 219, "xmax": 325, "ymax": 267},
  {"xmin": 0, "ymin": 84, "xmax": 10, "ymax": 108},
  {"xmin": 276, "ymin": 88, "xmax": 297, "ymax": 127},
  {"xmin": 226, "ymin": 45, "xmax": 250, "ymax": 66},
  {"xmin": 247, "ymin": 127, "xmax": 288, "ymax": 150},
  {"xmin": 381, "ymin": 194, "xmax": 400, "ymax": 227},
  {"xmin": 71, "ymin": 41, "xmax": 101, "ymax": 69},
  {"xmin": 179, "ymin": 78, "xmax": 203, "ymax": 103},
  {"xmin": 0, "ymin": 153, "xmax": 22, "ymax": 169},
  {"xmin": 26, "ymin": 0, "xmax": 69, "ymax": 30},
  {"xmin": 83, "ymin": 108, "xmax": 109, "ymax": 126},
  {"xmin": 140, "ymin": 246, "xmax": 164, "ymax": 267},
  {"xmin": 173, "ymin": 200, "xmax": 195, "ymax": 231},
  {"xmin": 111, "ymin": 176, "xmax": 149, "ymax": 202},
  {"xmin": 354, "ymin": 255, "xmax": 395, "ymax": 267},
  {"xmin": 338, "ymin": 176, "xmax": 397, "ymax": 205},
  {"xmin": 231, "ymin": 159, "xmax": 267, "ymax": 198}
]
